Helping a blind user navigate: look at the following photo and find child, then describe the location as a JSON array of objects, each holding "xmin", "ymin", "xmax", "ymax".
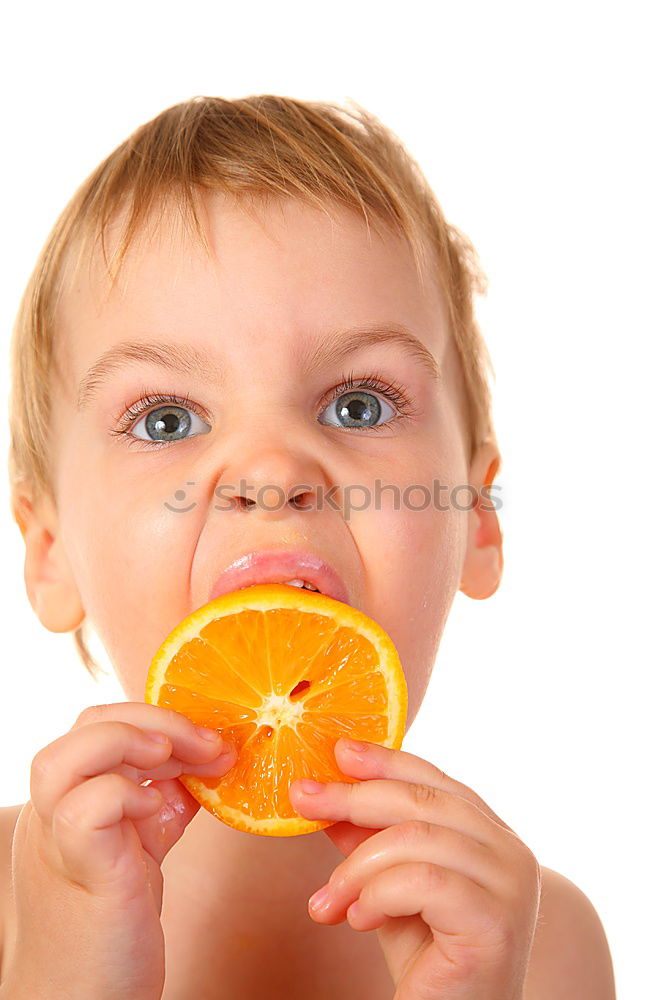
[{"xmin": 1, "ymin": 95, "xmax": 615, "ymax": 998}]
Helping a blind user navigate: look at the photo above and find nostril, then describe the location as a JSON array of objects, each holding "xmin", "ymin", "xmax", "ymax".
[
  {"xmin": 288, "ymin": 487, "xmax": 315, "ymax": 509},
  {"xmin": 238, "ymin": 497, "xmax": 256, "ymax": 510}
]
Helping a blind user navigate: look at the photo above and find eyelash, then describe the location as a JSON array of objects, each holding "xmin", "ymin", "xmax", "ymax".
[
  {"xmin": 109, "ymin": 390, "xmax": 208, "ymax": 450},
  {"xmin": 110, "ymin": 371, "xmax": 416, "ymax": 450}
]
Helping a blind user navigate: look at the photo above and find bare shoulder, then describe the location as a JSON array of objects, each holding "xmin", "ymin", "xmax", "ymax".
[
  {"xmin": 0, "ymin": 804, "xmax": 22, "ymax": 894},
  {"xmin": 524, "ymin": 865, "xmax": 616, "ymax": 999},
  {"xmin": 0, "ymin": 804, "xmax": 24, "ymax": 971},
  {"xmin": 0, "ymin": 803, "xmax": 23, "ymax": 871}
]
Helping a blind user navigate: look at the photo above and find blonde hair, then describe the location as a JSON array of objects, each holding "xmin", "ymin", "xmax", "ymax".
[{"xmin": 7, "ymin": 94, "xmax": 497, "ymax": 679}]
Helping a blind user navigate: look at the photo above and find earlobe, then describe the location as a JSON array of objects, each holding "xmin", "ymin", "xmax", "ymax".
[
  {"xmin": 14, "ymin": 485, "xmax": 86, "ymax": 633},
  {"xmin": 459, "ymin": 442, "xmax": 504, "ymax": 600}
]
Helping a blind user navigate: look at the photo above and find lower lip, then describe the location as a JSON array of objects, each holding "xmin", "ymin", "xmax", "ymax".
[{"xmin": 209, "ymin": 551, "xmax": 350, "ymax": 605}]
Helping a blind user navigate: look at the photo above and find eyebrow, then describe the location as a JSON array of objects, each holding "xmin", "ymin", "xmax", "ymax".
[
  {"xmin": 77, "ymin": 342, "xmax": 226, "ymax": 410},
  {"xmin": 302, "ymin": 323, "xmax": 441, "ymax": 382},
  {"xmin": 77, "ymin": 323, "xmax": 441, "ymax": 409}
]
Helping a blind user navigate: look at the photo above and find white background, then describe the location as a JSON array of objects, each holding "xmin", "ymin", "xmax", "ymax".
[{"xmin": 1, "ymin": 2, "xmax": 664, "ymax": 996}]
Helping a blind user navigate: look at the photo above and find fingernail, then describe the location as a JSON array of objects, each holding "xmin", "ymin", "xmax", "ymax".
[
  {"xmin": 343, "ymin": 738, "xmax": 369, "ymax": 752},
  {"xmin": 300, "ymin": 779, "xmax": 326, "ymax": 794},
  {"xmin": 309, "ymin": 884, "xmax": 330, "ymax": 911},
  {"xmin": 197, "ymin": 726, "xmax": 222, "ymax": 742}
]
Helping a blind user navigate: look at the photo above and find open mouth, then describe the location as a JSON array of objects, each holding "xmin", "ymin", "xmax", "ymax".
[
  {"xmin": 282, "ymin": 578, "xmax": 321, "ymax": 593},
  {"xmin": 208, "ymin": 549, "xmax": 350, "ymax": 606}
]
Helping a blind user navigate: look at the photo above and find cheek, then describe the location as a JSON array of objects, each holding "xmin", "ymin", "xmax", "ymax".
[
  {"xmin": 59, "ymin": 470, "xmax": 197, "ymax": 700},
  {"xmin": 351, "ymin": 483, "xmax": 468, "ymax": 731}
]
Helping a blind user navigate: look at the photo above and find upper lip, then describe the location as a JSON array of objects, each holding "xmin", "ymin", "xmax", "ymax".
[{"xmin": 209, "ymin": 548, "xmax": 351, "ymax": 605}]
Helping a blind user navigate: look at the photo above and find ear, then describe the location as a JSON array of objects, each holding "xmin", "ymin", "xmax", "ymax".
[
  {"xmin": 13, "ymin": 483, "xmax": 85, "ymax": 633},
  {"xmin": 459, "ymin": 441, "xmax": 504, "ymax": 600}
]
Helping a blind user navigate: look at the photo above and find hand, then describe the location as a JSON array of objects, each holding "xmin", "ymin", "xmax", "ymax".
[
  {"xmin": 2, "ymin": 703, "xmax": 236, "ymax": 1000},
  {"xmin": 289, "ymin": 738, "xmax": 541, "ymax": 1000}
]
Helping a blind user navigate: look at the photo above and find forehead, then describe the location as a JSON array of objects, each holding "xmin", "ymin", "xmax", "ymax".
[{"xmin": 55, "ymin": 193, "xmax": 450, "ymax": 389}]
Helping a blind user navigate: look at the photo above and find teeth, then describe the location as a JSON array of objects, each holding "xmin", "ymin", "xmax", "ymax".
[{"xmin": 284, "ymin": 578, "xmax": 319, "ymax": 591}]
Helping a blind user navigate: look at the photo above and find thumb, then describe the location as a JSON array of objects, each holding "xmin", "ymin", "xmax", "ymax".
[{"xmin": 133, "ymin": 777, "xmax": 201, "ymax": 865}]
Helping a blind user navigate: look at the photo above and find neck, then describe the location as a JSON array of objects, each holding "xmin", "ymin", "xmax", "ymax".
[{"xmin": 164, "ymin": 805, "xmax": 339, "ymax": 903}]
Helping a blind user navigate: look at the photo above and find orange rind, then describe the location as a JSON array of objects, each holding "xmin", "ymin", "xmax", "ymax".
[{"xmin": 145, "ymin": 584, "xmax": 407, "ymax": 836}]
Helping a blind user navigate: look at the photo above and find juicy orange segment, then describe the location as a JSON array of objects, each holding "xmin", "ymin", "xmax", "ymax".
[{"xmin": 145, "ymin": 584, "xmax": 407, "ymax": 837}]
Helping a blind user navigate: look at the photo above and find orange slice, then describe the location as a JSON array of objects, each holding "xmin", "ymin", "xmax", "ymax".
[{"xmin": 145, "ymin": 584, "xmax": 407, "ymax": 837}]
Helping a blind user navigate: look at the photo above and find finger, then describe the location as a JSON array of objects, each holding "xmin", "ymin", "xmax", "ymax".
[
  {"xmin": 341, "ymin": 861, "xmax": 501, "ymax": 941},
  {"xmin": 106, "ymin": 744, "xmax": 238, "ymax": 785},
  {"xmin": 50, "ymin": 771, "xmax": 166, "ymax": 897},
  {"xmin": 332, "ymin": 738, "xmax": 514, "ymax": 833},
  {"xmin": 31, "ymin": 720, "xmax": 230, "ymax": 827},
  {"xmin": 308, "ymin": 820, "xmax": 500, "ymax": 924},
  {"xmin": 71, "ymin": 702, "xmax": 229, "ymax": 763},
  {"xmin": 321, "ymin": 819, "xmax": 384, "ymax": 859},
  {"xmin": 290, "ymin": 774, "xmax": 500, "ymax": 850},
  {"xmin": 131, "ymin": 777, "xmax": 201, "ymax": 865}
]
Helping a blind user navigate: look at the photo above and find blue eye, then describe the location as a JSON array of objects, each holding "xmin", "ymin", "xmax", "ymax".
[
  {"xmin": 317, "ymin": 372, "xmax": 413, "ymax": 431},
  {"xmin": 133, "ymin": 403, "xmax": 212, "ymax": 442},
  {"xmin": 319, "ymin": 389, "xmax": 397, "ymax": 430},
  {"xmin": 113, "ymin": 393, "xmax": 212, "ymax": 447}
]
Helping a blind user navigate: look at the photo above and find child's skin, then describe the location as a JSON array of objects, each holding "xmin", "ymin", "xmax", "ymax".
[{"xmin": 0, "ymin": 194, "xmax": 615, "ymax": 998}]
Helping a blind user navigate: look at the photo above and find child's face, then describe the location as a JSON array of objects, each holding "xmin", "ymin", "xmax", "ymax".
[{"xmin": 46, "ymin": 193, "xmax": 491, "ymax": 729}]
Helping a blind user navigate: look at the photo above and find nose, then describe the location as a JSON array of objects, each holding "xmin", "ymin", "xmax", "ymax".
[{"xmin": 213, "ymin": 440, "xmax": 334, "ymax": 521}]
